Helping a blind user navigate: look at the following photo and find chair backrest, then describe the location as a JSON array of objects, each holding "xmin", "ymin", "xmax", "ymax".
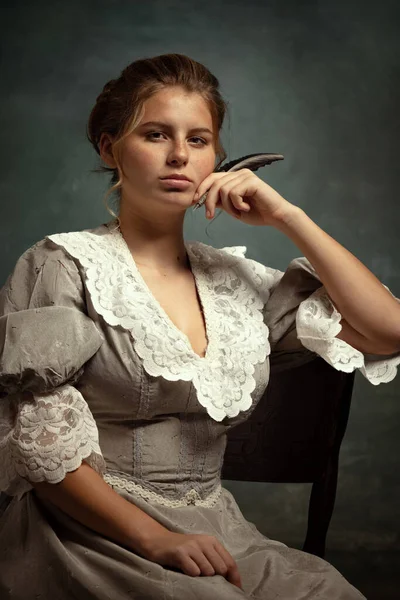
[{"xmin": 222, "ymin": 355, "xmax": 355, "ymax": 557}]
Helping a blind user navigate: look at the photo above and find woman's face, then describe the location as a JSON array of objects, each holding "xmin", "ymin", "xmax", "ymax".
[{"xmin": 101, "ymin": 86, "xmax": 217, "ymax": 214}]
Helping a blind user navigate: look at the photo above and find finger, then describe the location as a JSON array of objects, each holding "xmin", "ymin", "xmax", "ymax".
[
  {"xmin": 226, "ymin": 566, "xmax": 243, "ymax": 590},
  {"xmin": 195, "ymin": 171, "xmax": 241, "ymax": 206},
  {"xmin": 187, "ymin": 547, "xmax": 217, "ymax": 577},
  {"xmin": 213, "ymin": 543, "xmax": 243, "ymax": 590},
  {"xmin": 219, "ymin": 192, "xmax": 242, "ymax": 219},
  {"xmin": 179, "ymin": 552, "xmax": 202, "ymax": 577},
  {"xmin": 200, "ymin": 545, "xmax": 229, "ymax": 577},
  {"xmin": 228, "ymin": 177, "xmax": 260, "ymax": 216},
  {"xmin": 204, "ymin": 172, "xmax": 247, "ymax": 217},
  {"xmin": 195, "ymin": 167, "xmax": 253, "ymax": 200},
  {"xmin": 194, "ymin": 172, "xmax": 225, "ymax": 202},
  {"xmin": 218, "ymin": 175, "xmax": 253, "ymax": 217}
]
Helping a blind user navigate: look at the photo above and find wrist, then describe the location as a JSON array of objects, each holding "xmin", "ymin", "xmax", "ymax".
[
  {"xmin": 273, "ymin": 205, "xmax": 305, "ymax": 232},
  {"xmin": 133, "ymin": 519, "xmax": 169, "ymax": 555}
]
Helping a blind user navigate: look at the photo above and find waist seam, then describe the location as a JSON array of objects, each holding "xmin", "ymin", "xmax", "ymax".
[{"xmin": 103, "ymin": 472, "xmax": 222, "ymax": 508}]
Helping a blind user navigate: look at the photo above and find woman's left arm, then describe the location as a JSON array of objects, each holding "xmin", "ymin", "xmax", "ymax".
[
  {"xmin": 194, "ymin": 168, "xmax": 400, "ymax": 356},
  {"xmin": 274, "ymin": 206, "xmax": 400, "ymax": 355}
]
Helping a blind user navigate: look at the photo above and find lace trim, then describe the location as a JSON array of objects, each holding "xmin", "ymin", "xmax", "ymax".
[
  {"xmin": 103, "ymin": 472, "xmax": 222, "ymax": 508},
  {"xmin": 296, "ymin": 286, "xmax": 400, "ymax": 385},
  {"xmin": 47, "ymin": 220, "xmax": 280, "ymax": 422},
  {"xmin": 0, "ymin": 384, "xmax": 106, "ymax": 498}
]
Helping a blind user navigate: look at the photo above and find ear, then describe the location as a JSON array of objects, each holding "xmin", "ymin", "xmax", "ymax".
[{"xmin": 99, "ymin": 132, "xmax": 117, "ymax": 168}]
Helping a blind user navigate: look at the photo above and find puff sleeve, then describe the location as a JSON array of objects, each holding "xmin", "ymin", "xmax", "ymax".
[
  {"xmin": 0, "ymin": 238, "xmax": 106, "ymax": 499},
  {"xmin": 262, "ymin": 256, "xmax": 400, "ymax": 383}
]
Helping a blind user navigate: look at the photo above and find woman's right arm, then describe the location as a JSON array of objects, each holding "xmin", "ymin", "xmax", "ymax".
[
  {"xmin": 32, "ymin": 461, "xmax": 167, "ymax": 555},
  {"xmin": 32, "ymin": 463, "xmax": 243, "ymax": 590}
]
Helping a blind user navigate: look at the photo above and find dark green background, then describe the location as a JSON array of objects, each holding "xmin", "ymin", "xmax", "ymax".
[{"xmin": 1, "ymin": 1, "xmax": 399, "ymax": 595}]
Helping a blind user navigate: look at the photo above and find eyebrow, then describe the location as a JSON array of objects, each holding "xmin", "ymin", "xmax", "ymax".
[{"xmin": 138, "ymin": 121, "xmax": 214, "ymax": 135}]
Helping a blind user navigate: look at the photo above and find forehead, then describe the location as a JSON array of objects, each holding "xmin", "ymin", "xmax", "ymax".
[{"xmin": 141, "ymin": 87, "xmax": 213, "ymax": 125}]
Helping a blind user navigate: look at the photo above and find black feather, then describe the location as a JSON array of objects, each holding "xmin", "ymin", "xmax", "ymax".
[{"xmin": 216, "ymin": 152, "xmax": 284, "ymax": 173}]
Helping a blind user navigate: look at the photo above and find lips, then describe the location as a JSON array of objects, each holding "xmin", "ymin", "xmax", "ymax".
[
  {"xmin": 160, "ymin": 178, "xmax": 192, "ymax": 189},
  {"xmin": 161, "ymin": 175, "xmax": 192, "ymax": 182}
]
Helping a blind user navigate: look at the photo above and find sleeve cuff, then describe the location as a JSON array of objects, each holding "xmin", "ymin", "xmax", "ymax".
[
  {"xmin": 0, "ymin": 384, "xmax": 106, "ymax": 499},
  {"xmin": 296, "ymin": 286, "xmax": 400, "ymax": 385}
]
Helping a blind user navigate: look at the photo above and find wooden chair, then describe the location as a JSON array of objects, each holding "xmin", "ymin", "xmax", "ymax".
[{"xmin": 221, "ymin": 353, "xmax": 356, "ymax": 559}]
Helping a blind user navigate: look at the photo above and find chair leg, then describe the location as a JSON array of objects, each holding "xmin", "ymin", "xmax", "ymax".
[
  {"xmin": 302, "ymin": 454, "xmax": 339, "ymax": 558},
  {"xmin": 303, "ymin": 372, "xmax": 355, "ymax": 558},
  {"xmin": 0, "ymin": 492, "xmax": 13, "ymax": 517}
]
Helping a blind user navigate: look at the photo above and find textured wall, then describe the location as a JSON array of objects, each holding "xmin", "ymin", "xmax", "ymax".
[{"xmin": 1, "ymin": 0, "xmax": 399, "ymax": 558}]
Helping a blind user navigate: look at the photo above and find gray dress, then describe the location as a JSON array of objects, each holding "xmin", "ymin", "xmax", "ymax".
[{"xmin": 1, "ymin": 218, "xmax": 399, "ymax": 599}]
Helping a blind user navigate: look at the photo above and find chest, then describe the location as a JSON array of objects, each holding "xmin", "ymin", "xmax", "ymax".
[{"xmin": 138, "ymin": 268, "xmax": 209, "ymax": 359}]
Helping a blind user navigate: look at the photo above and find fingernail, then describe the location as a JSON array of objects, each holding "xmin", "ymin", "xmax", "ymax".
[{"xmin": 206, "ymin": 209, "xmax": 211, "ymax": 218}]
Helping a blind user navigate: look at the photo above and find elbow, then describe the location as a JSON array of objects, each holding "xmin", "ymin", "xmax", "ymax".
[
  {"xmin": 336, "ymin": 318, "xmax": 400, "ymax": 356},
  {"xmin": 357, "ymin": 336, "xmax": 400, "ymax": 357},
  {"xmin": 369, "ymin": 330, "xmax": 400, "ymax": 356}
]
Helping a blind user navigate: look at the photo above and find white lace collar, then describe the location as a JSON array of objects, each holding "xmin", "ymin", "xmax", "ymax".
[{"xmin": 47, "ymin": 219, "xmax": 277, "ymax": 422}]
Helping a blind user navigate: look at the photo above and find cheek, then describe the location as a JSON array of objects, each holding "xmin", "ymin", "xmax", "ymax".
[
  {"xmin": 196, "ymin": 155, "xmax": 216, "ymax": 178},
  {"xmin": 191, "ymin": 144, "xmax": 215, "ymax": 167},
  {"xmin": 122, "ymin": 144, "xmax": 158, "ymax": 174}
]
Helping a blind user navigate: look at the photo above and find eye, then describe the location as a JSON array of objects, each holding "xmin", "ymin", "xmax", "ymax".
[
  {"xmin": 146, "ymin": 132, "xmax": 166, "ymax": 140},
  {"xmin": 145, "ymin": 132, "xmax": 208, "ymax": 145},
  {"xmin": 190, "ymin": 136, "xmax": 208, "ymax": 145}
]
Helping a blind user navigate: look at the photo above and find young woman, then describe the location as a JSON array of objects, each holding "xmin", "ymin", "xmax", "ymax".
[{"xmin": 1, "ymin": 53, "xmax": 399, "ymax": 600}]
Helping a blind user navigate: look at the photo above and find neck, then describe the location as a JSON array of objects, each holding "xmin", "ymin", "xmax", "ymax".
[{"xmin": 116, "ymin": 214, "xmax": 190, "ymax": 274}]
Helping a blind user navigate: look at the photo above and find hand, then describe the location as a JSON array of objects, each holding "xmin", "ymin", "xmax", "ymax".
[
  {"xmin": 141, "ymin": 530, "xmax": 243, "ymax": 590},
  {"xmin": 193, "ymin": 168, "xmax": 297, "ymax": 227}
]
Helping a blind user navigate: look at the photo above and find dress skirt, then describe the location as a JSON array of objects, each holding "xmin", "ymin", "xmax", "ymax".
[{"xmin": 0, "ymin": 485, "xmax": 365, "ymax": 600}]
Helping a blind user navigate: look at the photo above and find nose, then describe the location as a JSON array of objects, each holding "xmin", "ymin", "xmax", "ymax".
[{"xmin": 167, "ymin": 141, "xmax": 189, "ymax": 166}]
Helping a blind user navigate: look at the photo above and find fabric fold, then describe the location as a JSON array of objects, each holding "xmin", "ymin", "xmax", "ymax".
[{"xmin": 0, "ymin": 306, "xmax": 104, "ymax": 397}]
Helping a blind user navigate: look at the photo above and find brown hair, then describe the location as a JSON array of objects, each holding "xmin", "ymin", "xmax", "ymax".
[{"xmin": 86, "ymin": 53, "xmax": 229, "ymax": 220}]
